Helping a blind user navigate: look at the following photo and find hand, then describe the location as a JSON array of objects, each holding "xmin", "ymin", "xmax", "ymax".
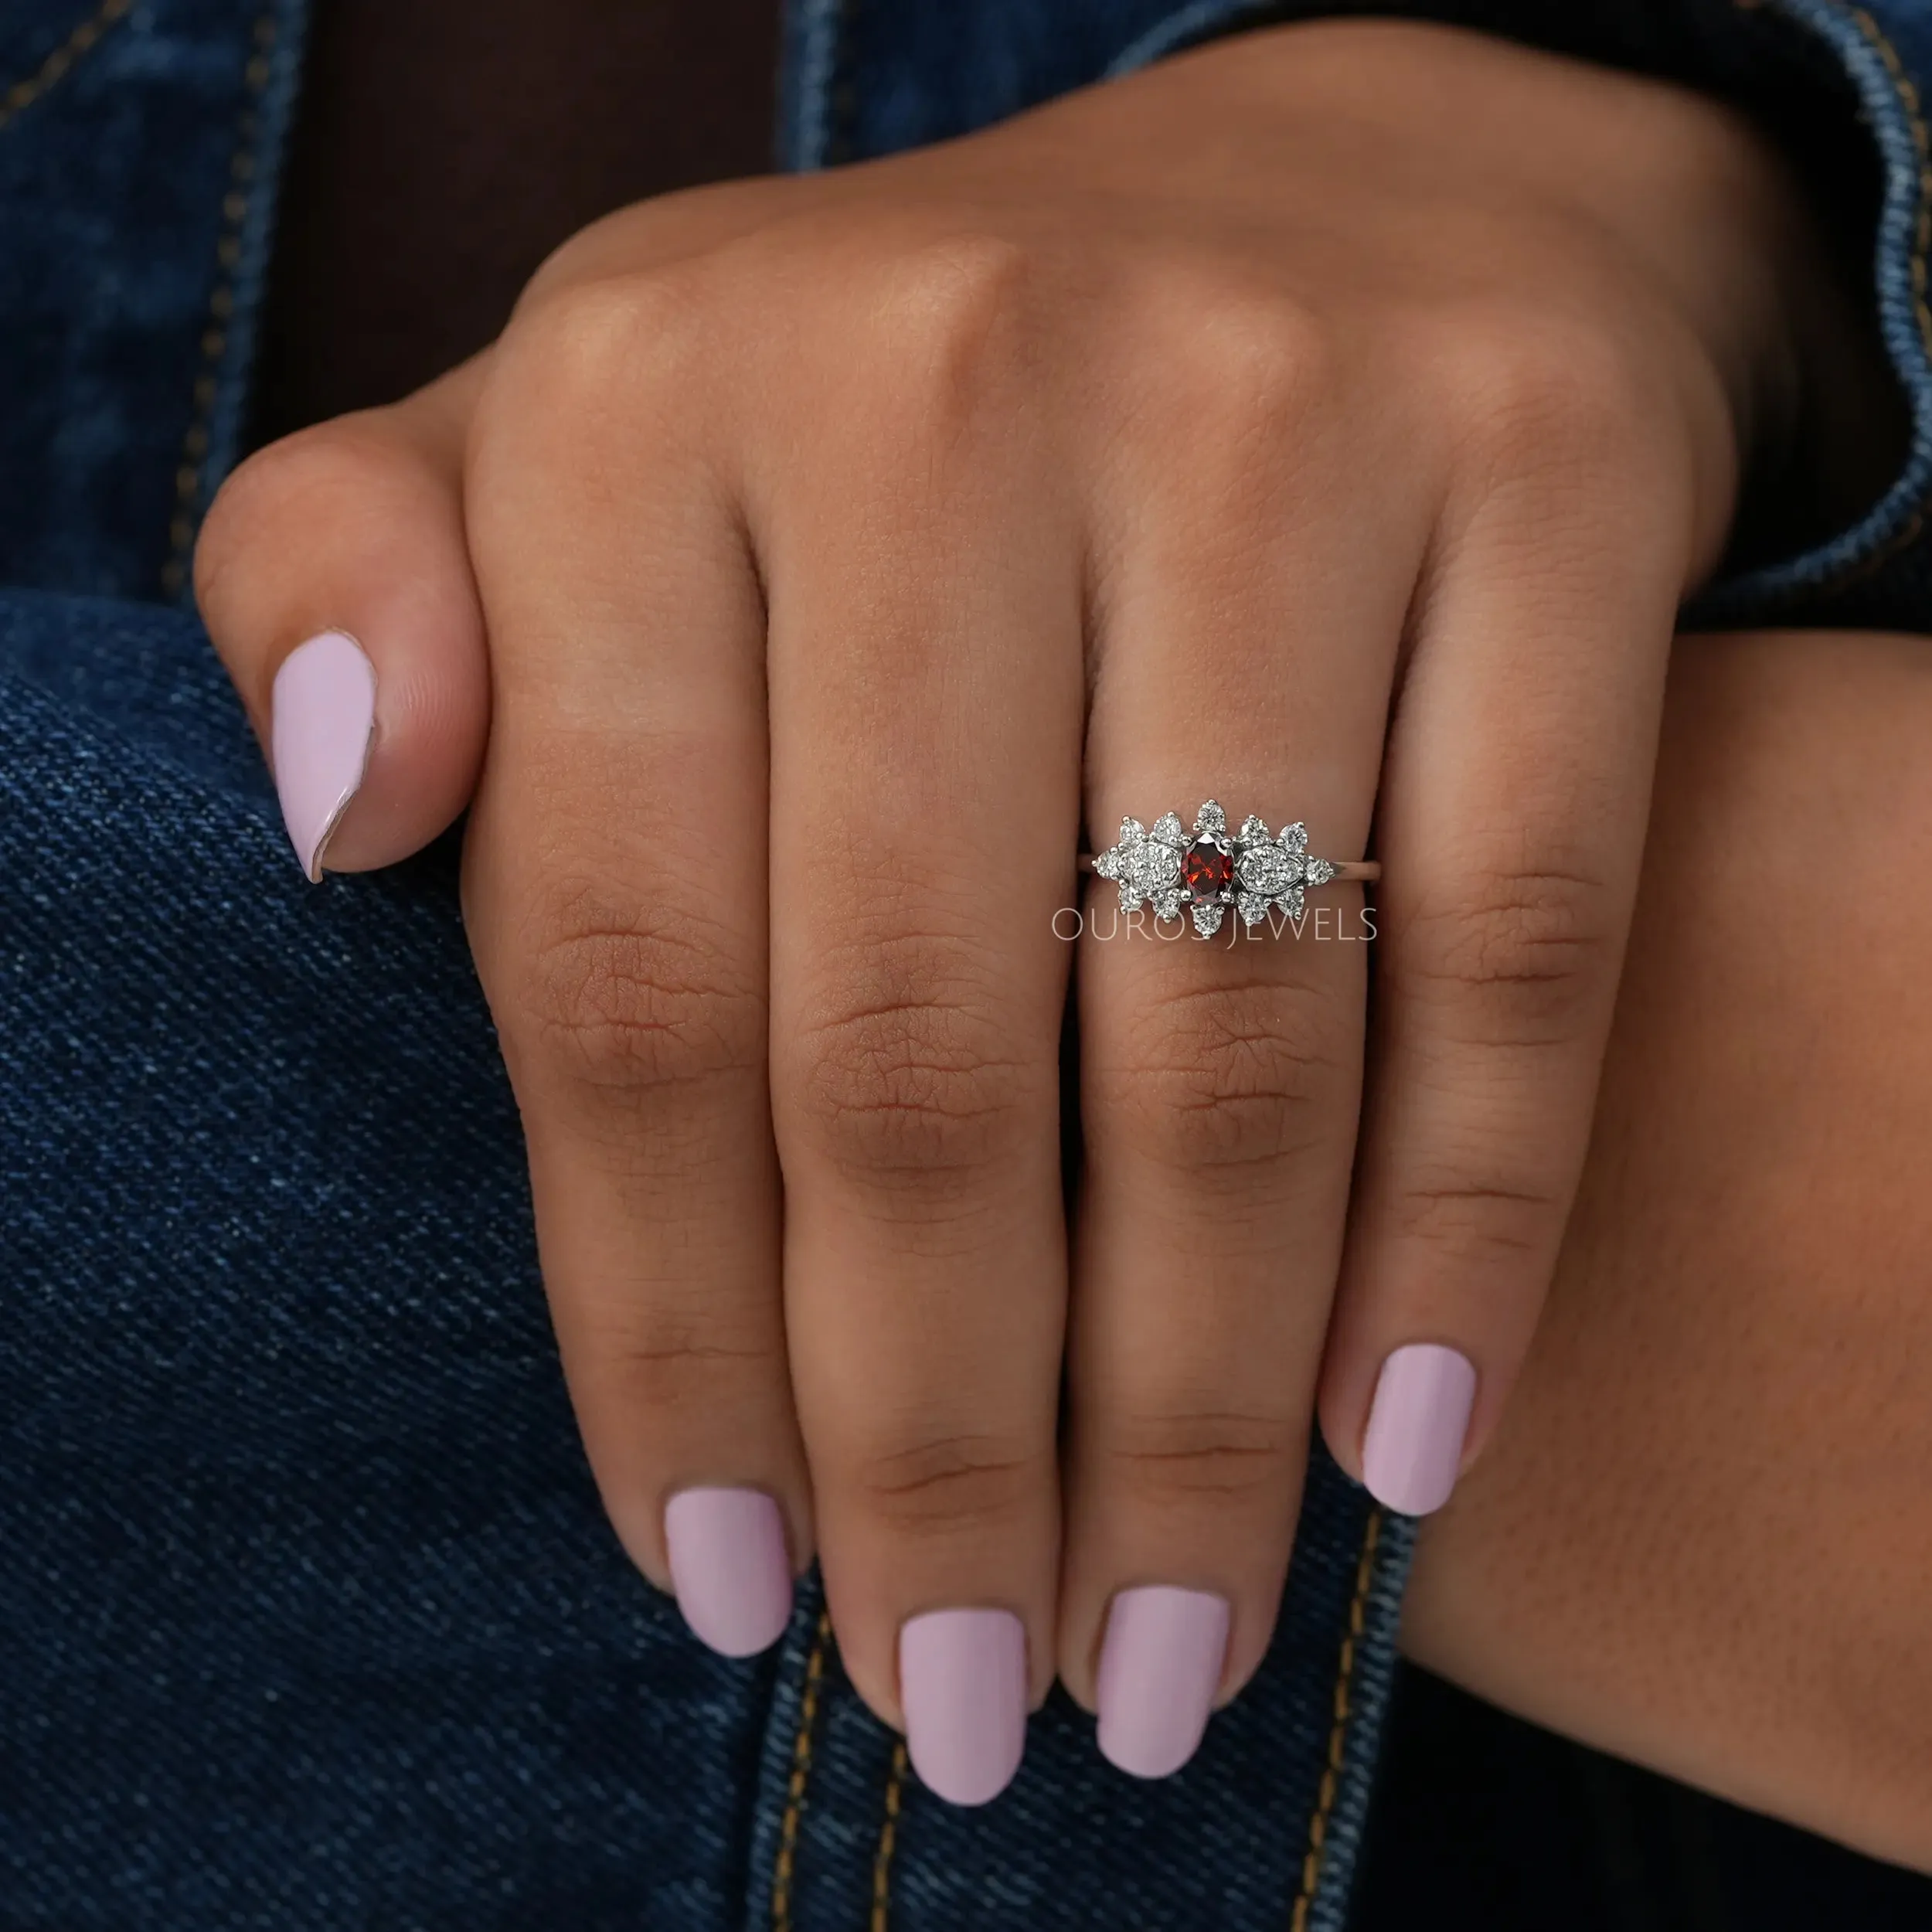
[
  {"xmin": 195, "ymin": 20, "xmax": 1868, "ymax": 1799},
  {"xmin": 1403, "ymin": 626, "xmax": 1932, "ymax": 1874}
]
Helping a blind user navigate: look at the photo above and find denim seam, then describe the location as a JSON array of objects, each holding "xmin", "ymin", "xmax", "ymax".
[
  {"xmin": 1693, "ymin": 0, "xmax": 1932, "ymax": 617},
  {"xmin": 770, "ymin": 1608, "xmax": 834, "ymax": 1930},
  {"xmin": 1287, "ymin": 1506, "xmax": 1381, "ymax": 1932},
  {"xmin": 159, "ymin": 9, "xmax": 284, "ymax": 600},
  {"xmin": 0, "ymin": 0, "xmax": 131, "ymax": 134},
  {"xmin": 785, "ymin": 0, "xmax": 861, "ymax": 170},
  {"xmin": 868, "ymin": 1738, "xmax": 910, "ymax": 1930}
]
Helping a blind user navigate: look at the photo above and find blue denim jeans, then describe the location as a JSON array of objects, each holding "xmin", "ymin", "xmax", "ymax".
[
  {"xmin": 1, "ymin": 587, "xmax": 1412, "ymax": 1926},
  {"xmin": 4, "ymin": 1, "xmax": 1930, "ymax": 1925}
]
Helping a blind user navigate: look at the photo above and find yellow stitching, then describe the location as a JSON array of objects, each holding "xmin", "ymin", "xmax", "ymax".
[
  {"xmin": 868, "ymin": 1739, "xmax": 909, "ymax": 1932},
  {"xmin": 1288, "ymin": 1508, "xmax": 1383, "ymax": 1932},
  {"xmin": 159, "ymin": 11, "xmax": 277, "ymax": 600},
  {"xmin": 770, "ymin": 1610, "xmax": 832, "ymax": 1932},
  {"xmin": 0, "ymin": 0, "xmax": 131, "ymax": 133}
]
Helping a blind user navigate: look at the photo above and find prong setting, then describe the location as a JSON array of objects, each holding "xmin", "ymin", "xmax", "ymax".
[{"xmin": 1087, "ymin": 800, "xmax": 1359, "ymax": 937}]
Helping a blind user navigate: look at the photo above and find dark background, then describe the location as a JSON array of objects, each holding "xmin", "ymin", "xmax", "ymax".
[{"xmin": 1358, "ymin": 1665, "xmax": 1932, "ymax": 1930}]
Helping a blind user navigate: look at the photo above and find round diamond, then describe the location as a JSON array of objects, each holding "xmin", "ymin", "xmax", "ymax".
[
  {"xmin": 1182, "ymin": 838, "xmax": 1232, "ymax": 897},
  {"xmin": 1140, "ymin": 842, "xmax": 1182, "ymax": 889},
  {"xmin": 1236, "ymin": 843, "xmax": 1295, "ymax": 895}
]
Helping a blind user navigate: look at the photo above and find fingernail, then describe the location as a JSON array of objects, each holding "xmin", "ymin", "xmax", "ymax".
[
  {"xmin": 1361, "ymin": 1342, "xmax": 1478, "ymax": 1515},
  {"xmin": 270, "ymin": 630, "xmax": 376, "ymax": 883},
  {"xmin": 899, "ymin": 1607, "xmax": 1028, "ymax": 1806},
  {"xmin": 663, "ymin": 1487, "xmax": 794, "ymax": 1658},
  {"xmin": 1096, "ymin": 1585, "xmax": 1230, "ymax": 1779}
]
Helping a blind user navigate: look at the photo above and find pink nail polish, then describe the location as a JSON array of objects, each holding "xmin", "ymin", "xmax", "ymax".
[
  {"xmin": 270, "ymin": 630, "xmax": 376, "ymax": 883},
  {"xmin": 899, "ymin": 1607, "xmax": 1028, "ymax": 1806},
  {"xmin": 663, "ymin": 1488, "xmax": 794, "ymax": 1658},
  {"xmin": 1096, "ymin": 1585, "xmax": 1230, "ymax": 1780},
  {"xmin": 1361, "ymin": 1342, "xmax": 1478, "ymax": 1515}
]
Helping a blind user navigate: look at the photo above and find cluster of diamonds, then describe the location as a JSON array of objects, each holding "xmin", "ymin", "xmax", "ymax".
[{"xmin": 1094, "ymin": 799, "xmax": 1337, "ymax": 938}]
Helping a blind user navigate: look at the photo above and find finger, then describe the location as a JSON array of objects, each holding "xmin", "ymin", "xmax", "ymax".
[
  {"xmin": 459, "ymin": 280, "xmax": 804, "ymax": 1657},
  {"xmin": 761, "ymin": 262, "xmax": 1083, "ymax": 1804},
  {"xmin": 1318, "ymin": 427, "xmax": 1689, "ymax": 1517},
  {"xmin": 195, "ymin": 358, "xmax": 489, "ymax": 880},
  {"xmin": 1062, "ymin": 333, "xmax": 1421, "ymax": 1777}
]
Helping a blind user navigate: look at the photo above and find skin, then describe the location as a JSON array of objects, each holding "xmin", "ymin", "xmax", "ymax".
[
  {"xmin": 193, "ymin": 20, "xmax": 1892, "ymax": 1777},
  {"xmin": 1407, "ymin": 628, "xmax": 1932, "ymax": 1873}
]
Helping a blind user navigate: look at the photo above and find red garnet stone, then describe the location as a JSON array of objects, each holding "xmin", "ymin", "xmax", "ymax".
[{"xmin": 1182, "ymin": 838, "xmax": 1232, "ymax": 897}]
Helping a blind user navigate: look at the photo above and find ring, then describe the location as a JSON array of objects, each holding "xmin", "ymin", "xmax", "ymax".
[{"xmin": 1081, "ymin": 799, "xmax": 1379, "ymax": 937}]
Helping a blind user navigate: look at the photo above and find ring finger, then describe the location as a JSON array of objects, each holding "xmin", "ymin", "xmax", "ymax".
[{"xmin": 1060, "ymin": 371, "xmax": 1428, "ymax": 1777}]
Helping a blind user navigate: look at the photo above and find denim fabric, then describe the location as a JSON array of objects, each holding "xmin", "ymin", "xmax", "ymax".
[
  {"xmin": 0, "ymin": 0, "xmax": 305, "ymax": 606},
  {"xmin": 752, "ymin": 1495, "xmax": 1413, "ymax": 1932},
  {"xmin": 0, "ymin": 593, "xmax": 779, "ymax": 1927},
  {"xmin": 0, "ymin": 591, "xmax": 1415, "ymax": 1930},
  {"xmin": 4, "ymin": 0, "xmax": 1932, "ymax": 1926}
]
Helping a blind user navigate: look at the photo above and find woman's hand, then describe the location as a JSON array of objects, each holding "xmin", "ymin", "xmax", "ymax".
[
  {"xmin": 195, "ymin": 20, "xmax": 1869, "ymax": 1799},
  {"xmin": 1403, "ymin": 628, "xmax": 1932, "ymax": 1874}
]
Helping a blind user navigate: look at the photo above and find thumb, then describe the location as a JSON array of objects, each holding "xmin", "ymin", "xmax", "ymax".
[{"xmin": 196, "ymin": 356, "xmax": 489, "ymax": 881}]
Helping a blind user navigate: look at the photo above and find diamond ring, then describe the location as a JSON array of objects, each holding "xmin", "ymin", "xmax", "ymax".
[{"xmin": 1081, "ymin": 799, "xmax": 1379, "ymax": 938}]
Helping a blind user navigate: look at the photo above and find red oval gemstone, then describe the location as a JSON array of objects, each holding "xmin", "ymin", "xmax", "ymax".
[{"xmin": 1182, "ymin": 838, "xmax": 1231, "ymax": 896}]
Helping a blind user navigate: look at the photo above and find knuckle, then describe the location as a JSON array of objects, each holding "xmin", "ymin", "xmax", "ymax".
[
  {"xmin": 783, "ymin": 932, "xmax": 1039, "ymax": 1191},
  {"xmin": 1144, "ymin": 282, "xmax": 1334, "ymax": 464},
  {"xmin": 781, "ymin": 939, "xmax": 1036, "ymax": 1190},
  {"xmin": 843, "ymin": 1427, "xmax": 1039, "ymax": 1539},
  {"xmin": 1434, "ymin": 300, "xmax": 1664, "ymax": 474},
  {"xmin": 1094, "ymin": 978, "xmax": 1347, "ymax": 1175},
  {"xmin": 1400, "ymin": 856, "xmax": 1615, "ymax": 1045},
  {"xmin": 511, "ymin": 887, "xmax": 764, "ymax": 1099},
  {"xmin": 1388, "ymin": 1170, "xmax": 1565, "ymax": 1272},
  {"xmin": 1095, "ymin": 1405, "xmax": 1299, "ymax": 1509},
  {"xmin": 860, "ymin": 232, "xmax": 1037, "ymax": 430},
  {"xmin": 594, "ymin": 1310, "xmax": 781, "ymax": 1419},
  {"xmin": 196, "ymin": 421, "xmax": 375, "ymax": 607},
  {"xmin": 1192, "ymin": 291, "xmax": 1332, "ymax": 430},
  {"xmin": 487, "ymin": 270, "xmax": 708, "ymax": 440}
]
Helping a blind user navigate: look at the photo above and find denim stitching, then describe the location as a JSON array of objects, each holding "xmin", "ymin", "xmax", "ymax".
[
  {"xmin": 1791, "ymin": 2, "xmax": 1932, "ymax": 590},
  {"xmin": 867, "ymin": 1738, "xmax": 909, "ymax": 1931},
  {"xmin": 1287, "ymin": 1507, "xmax": 1382, "ymax": 1932},
  {"xmin": 785, "ymin": 0, "xmax": 855, "ymax": 170},
  {"xmin": 769, "ymin": 1609, "xmax": 833, "ymax": 1931},
  {"xmin": 1103, "ymin": 0, "xmax": 1277, "ymax": 79},
  {"xmin": 1845, "ymin": 6, "xmax": 1932, "ymax": 367},
  {"xmin": 1692, "ymin": 0, "xmax": 1932, "ymax": 617},
  {"xmin": 0, "ymin": 0, "xmax": 131, "ymax": 134},
  {"xmin": 159, "ymin": 11, "xmax": 282, "ymax": 600}
]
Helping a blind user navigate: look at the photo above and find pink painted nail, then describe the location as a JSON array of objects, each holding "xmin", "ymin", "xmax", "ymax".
[
  {"xmin": 899, "ymin": 1607, "xmax": 1028, "ymax": 1806},
  {"xmin": 663, "ymin": 1488, "xmax": 794, "ymax": 1658},
  {"xmin": 1361, "ymin": 1342, "xmax": 1478, "ymax": 1515},
  {"xmin": 270, "ymin": 630, "xmax": 376, "ymax": 882},
  {"xmin": 1096, "ymin": 1585, "xmax": 1230, "ymax": 1779}
]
